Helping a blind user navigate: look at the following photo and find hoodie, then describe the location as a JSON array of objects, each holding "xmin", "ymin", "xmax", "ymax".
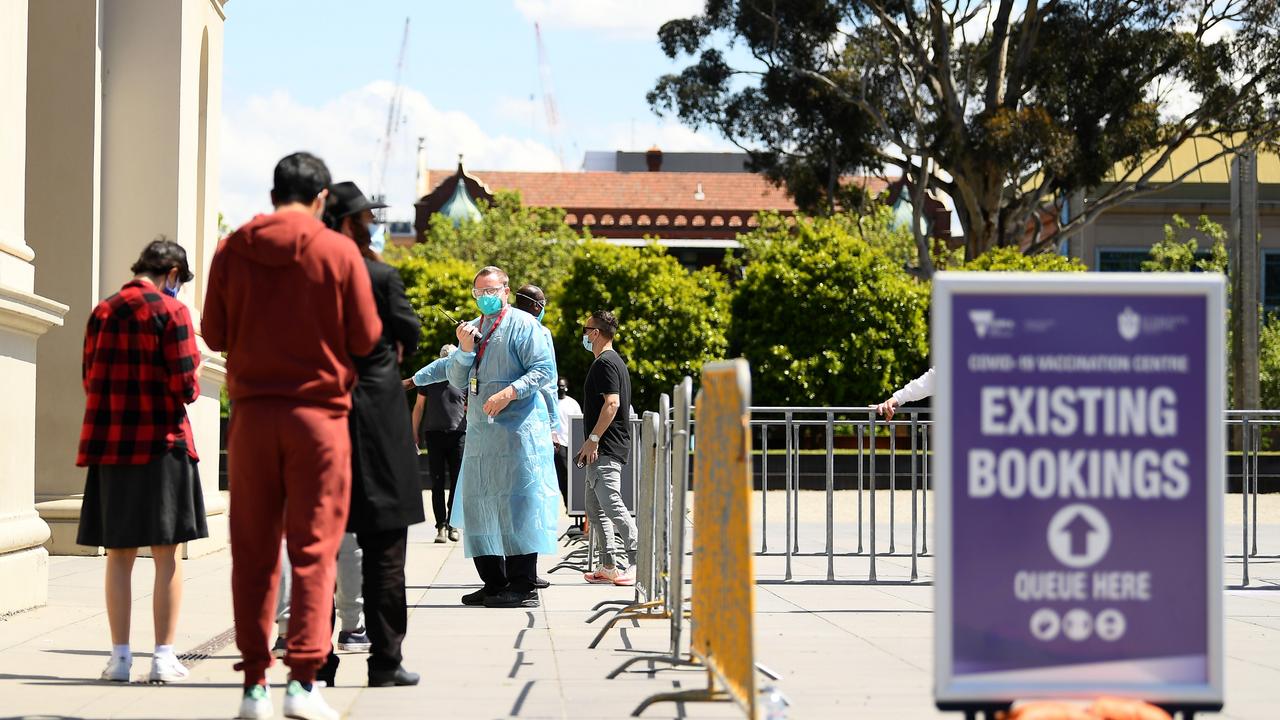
[{"xmin": 203, "ymin": 211, "xmax": 381, "ymax": 412}]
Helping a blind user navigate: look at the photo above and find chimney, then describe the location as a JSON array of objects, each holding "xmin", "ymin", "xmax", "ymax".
[
  {"xmin": 415, "ymin": 137, "xmax": 430, "ymax": 199},
  {"xmin": 645, "ymin": 145, "xmax": 663, "ymax": 172}
]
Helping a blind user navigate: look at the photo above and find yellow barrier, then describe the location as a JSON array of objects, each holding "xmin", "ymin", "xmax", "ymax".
[
  {"xmin": 693, "ymin": 359, "xmax": 756, "ymax": 714},
  {"xmin": 636, "ymin": 359, "xmax": 757, "ymax": 717}
]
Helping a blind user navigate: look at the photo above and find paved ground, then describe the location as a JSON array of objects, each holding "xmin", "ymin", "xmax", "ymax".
[{"xmin": 0, "ymin": 491, "xmax": 1277, "ymax": 719}]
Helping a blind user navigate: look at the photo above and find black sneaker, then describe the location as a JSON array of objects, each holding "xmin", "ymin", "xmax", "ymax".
[
  {"xmin": 461, "ymin": 588, "xmax": 492, "ymax": 606},
  {"xmin": 483, "ymin": 590, "xmax": 540, "ymax": 608},
  {"xmin": 533, "ymin": 576, "xmax": 551, "ymax": 589},
  {"xmin": 337, "ymin": 628, "xmax": 371, "ymax": 652}
]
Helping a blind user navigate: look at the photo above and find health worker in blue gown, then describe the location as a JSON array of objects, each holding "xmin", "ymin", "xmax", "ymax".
[{"xmin": 411, "ymin": 266, "xmax": 559, "ymax": 609}]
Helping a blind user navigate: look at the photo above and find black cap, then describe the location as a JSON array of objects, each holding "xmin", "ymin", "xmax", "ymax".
[{"xmin": 327, "ymin": 181, "xmax": 388, "ymax": 220}]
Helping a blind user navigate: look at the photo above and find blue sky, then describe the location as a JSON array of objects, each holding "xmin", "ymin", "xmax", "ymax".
[{"xmin": 219, "ymin": 0, "xmax": 736, "ymax": 225}]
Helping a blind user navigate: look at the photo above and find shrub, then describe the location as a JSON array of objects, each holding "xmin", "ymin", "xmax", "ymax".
[
  {"xmin": 554, "ymin": 240, "xmax": 730, "ymax": 411},
  {"xmin": 727, "ymin": 212, "xmax": 931, "ymax": 407}
]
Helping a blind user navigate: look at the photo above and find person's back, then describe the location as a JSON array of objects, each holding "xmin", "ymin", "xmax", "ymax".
[
  {"xmin": 203, "ymin": 152, "xmax": 382, "ymax": 720},
  {"xmin": 424, "ymin": 381, "xmax": 467, "ymax": 432},
  {"xmin": 203, "ymin": 212, "xmax": 379, "ymax": 410}
]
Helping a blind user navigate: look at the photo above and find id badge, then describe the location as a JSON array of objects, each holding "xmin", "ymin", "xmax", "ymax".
[{"xmin": 469, "ymin": 376, "xmax": 479, "ymax": 396}]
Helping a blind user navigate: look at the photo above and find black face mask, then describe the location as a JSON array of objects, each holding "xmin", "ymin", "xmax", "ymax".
[{"xmin": 557, "ymin": 386, "xmax": 567, "ymax": 399}]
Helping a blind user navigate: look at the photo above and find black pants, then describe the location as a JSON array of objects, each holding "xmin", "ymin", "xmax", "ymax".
[
  {"xmin": 424, "ymin": 430, "xmax": 464, "ymax": 528},
  {"xmin": 355, "ymin": 528, "xmax": 409, "ymax": 672},
  {"xmin": 473, "ymin": 553, "xmax": 537, "ymax": 594},
  {"xmin": 553, "ymin": 443, "xmax": 569, "ymax": 509}
]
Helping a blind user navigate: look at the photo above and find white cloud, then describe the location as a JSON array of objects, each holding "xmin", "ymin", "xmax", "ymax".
[
  {"xmin": 218, "ymin": 82, "xmax": 561, "ymax": 227},
  {"xmin": 514, "ymin": 0, "xmax": 702, "ymax": 40},
  {"xmin": 601, "ymin": 118, "xmax": 741, "ymax": 154}
]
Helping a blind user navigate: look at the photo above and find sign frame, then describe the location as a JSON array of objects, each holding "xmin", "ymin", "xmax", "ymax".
[
  {"xmin": 932, "ymin": 272, "xmax": 1225, "ymax": 710},
  {"xmin": 566, "ymin": 414, "xmax": 640, "ymax": 517}
]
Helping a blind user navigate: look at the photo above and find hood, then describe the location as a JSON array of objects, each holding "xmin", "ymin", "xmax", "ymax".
[{"xmin": 224, "ymin": 211, "xmax": 327, "ymax": 267}]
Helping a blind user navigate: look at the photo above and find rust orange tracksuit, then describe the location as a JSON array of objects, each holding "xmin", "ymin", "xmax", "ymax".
[{"xmin": 203, "ymin": 210, "xmax": 381, "ymax": 685}]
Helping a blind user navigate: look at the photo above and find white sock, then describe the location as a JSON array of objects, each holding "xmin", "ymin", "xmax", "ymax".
[
  {"xmin": 154, "ymin": 644, "xmax": 175, "ymax": 659},
  {"xmin": 112, "ymin": 643, "xmax": 131, "ymax": 661}
]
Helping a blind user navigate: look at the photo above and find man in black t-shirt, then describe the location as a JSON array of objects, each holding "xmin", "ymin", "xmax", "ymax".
[{"xmin": 575, "ymin": 310, "xmax": 638, "ymax": 586}]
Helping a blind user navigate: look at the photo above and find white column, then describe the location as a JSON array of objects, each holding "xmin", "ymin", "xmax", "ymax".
[
  {"xmin": 31, "ymin": 0, "xmax": 228, "ymax": 556},
  {"xmin": 26, "ymin": 0, "xmax": 105, "ymax": 554},
  {"xmin": 0, "ymin": 0, "xmax": 69, "ymax": 614}
]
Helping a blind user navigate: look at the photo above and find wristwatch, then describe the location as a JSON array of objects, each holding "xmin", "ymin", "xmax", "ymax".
[{"xmin": 588, "ymin": 433, "xmax": 600, "ymax": 443}]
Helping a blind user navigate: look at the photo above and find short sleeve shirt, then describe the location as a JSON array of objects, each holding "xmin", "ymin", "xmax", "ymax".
[
  {"xmin": 583, "ymin": 349, "xmax": 631, "ymax": 461},
  {"xmin": 417, "ymin": 381, "xmax": 467, "ymax": 432}
]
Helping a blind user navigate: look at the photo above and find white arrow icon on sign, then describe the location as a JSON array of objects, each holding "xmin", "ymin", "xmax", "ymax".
[{"xmin": 1047, "ymin": 504, "xmax": 1111, "ymax": 568}]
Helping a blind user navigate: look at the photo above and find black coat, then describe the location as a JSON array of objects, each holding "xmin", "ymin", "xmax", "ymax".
[{"xmin": 347, "ymin": 258, "xmax": 426, "ymax": 533}]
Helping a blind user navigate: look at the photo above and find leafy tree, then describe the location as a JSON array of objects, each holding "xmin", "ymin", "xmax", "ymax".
[
  {"xmin": 1260, "ymin": 315, "xmax": 1280, "ymax": 411},
  {"xmin": 418, "ymin": 190, "xmax": 582, "ymax": 292},
  {"xmin": 651, "ymin": 1, "xmax": 1280, "ymax": 260},
  {"xmin": 1142, "ymin": 214, "xmax": 1229, "ymax": 272},
  {"xmin": 385, "ymin": 249, "xmax": 477, "ymax": 378},
  {"xmin": 956, "ymin": 246, "xmax": 1086, "ymax": 272},
  {"xmin": 554, "ymin": 241, "xmax": 730, "ymax": 411},
  {"xmin": 727, "ymin": 211, "xmax": 931, "ymax": 407}
]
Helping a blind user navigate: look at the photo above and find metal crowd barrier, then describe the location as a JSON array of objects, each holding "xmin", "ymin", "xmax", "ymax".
[
  {"xmin": 747, "ymin": 406, "xmax": 1273, "ymax": 585},
  {"xmin": 1225, "ymin": 410, "xmax": 1280, "ymax": 586},
  {"xmin": 750, "ymin": 406, "xmax": 933, "ymax": 583}
]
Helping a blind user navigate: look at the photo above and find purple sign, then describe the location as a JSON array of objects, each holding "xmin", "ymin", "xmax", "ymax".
[{"xmin": 933, "ymin": 275, "xmax": 1224, "ymax": 707}]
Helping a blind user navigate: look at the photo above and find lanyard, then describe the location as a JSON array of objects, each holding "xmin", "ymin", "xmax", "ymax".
[{"xmin": 473, "ymin": 306, "xmax": 508, "ymax": 372}]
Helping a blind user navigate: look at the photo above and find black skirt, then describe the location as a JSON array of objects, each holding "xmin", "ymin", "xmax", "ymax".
[{"xmin": 77, "ymin": 450, "xmax": 209, "ymax": 549}]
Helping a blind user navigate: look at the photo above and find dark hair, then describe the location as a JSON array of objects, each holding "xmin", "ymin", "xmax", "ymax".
[
  {"xmin": 131, "ymin": 237, "xmax": 193, "ymax": 282},
  {"xmin": 514, "ymin": 284, "xmax": 546, "ymax": 314},
  {"xmin": 590, "ymin": 309, "xmax": 618, "ymax": 339},
  {"xmin": 271, "ymin": 152, "xmax": 331, "ymax": 206}
]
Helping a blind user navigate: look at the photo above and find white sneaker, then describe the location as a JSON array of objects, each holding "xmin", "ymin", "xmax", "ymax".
[
  {"xmin": 148, "ymin": 653, "xmax": 189, "ymax": 683},
  {"xmin": 238, "ymin": 683, "xmax": 273, "ymax": 720},
  {"xmin": 99, "ymin": 655, "xmax": 132, "ymax": 682},
  {"xmin": 283, "ymin": 679, "xmax": 338, "ymax": 720}
]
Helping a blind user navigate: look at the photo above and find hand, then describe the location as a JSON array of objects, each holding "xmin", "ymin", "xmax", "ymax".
[
  {"xmin": 575, "ymin": 439, "xmax": 599, "ymax": 467},
  {"xmin": 456, "ymin": 322, "xmax": 479, "ymax": 352},
  {"xmin": 875, "ymin": 397, "xmax": 899, "ymax": 420},
  {"xmin": 402, "ymin": 377, "xmax": 416, "ymax": 390},
  {"xmin": 482, "ymin": 386, "xmax": 516, "ymax": 418}
]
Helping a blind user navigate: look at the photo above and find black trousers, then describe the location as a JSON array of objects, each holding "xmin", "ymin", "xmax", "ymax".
[
  {"xmin": 473, "ymin": 553, "xmax": 537, "ymax": 594},
  {"xmin": 424, "ymin": 430, "xmax": 464, "ymax": 528},
  {"xmin": 355, "ymin": 528, "xmax": 409, "ymax": 672},
  {"xmin": 553, "ymin": 443, "xmax": 569, "ymax": 509}
]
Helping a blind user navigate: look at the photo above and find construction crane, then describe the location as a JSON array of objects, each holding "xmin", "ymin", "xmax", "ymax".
[
  {"xmin": 372, "ymin": 17, "xmax": 410, "ymax": 213},
  {"xmin": 534, "ymin": 22, "xmax": 565, "ymax": 170}
]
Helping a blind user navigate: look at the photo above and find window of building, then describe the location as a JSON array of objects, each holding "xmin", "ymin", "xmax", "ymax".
[
  {"xmin": 1097, "ymin": 247, "xmax": 1221, "ymax": 273},
  {"xmin": 1097, "ymin": 249, "xmax": 1151, "ymax": 272},
  {"xmin": 1264, "ymin": 251, "xmax": 1280, "ymax": 312}
]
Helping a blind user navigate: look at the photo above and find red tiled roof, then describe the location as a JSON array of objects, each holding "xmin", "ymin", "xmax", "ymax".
[{"xmin": 426, "ymin": 169, "xmax": 886, "ymax": 212}]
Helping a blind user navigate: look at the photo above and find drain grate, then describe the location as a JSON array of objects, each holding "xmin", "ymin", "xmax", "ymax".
[{"xmin": 178, "ymin": 626, "xmax": 238, "ymax": 669}]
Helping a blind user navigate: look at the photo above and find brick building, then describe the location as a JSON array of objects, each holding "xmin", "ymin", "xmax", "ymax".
[{"xmin": 412, "ymin": 149, "xmax": 944, "ymax": 268}]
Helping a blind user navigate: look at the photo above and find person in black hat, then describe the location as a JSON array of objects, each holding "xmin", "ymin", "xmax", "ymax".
[
  {"xmin": 325, "ymin": 181, "xmax": 425, "ymax": 687},
  {"xmin": 325, "ymin": 181, "xmax": 389, "ymax": 262}
]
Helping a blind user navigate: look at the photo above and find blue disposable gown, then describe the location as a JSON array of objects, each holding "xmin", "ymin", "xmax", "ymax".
[
  {"xmin": 413, "ymin": 323, "xmax": 559, "ymax": 431},
  {"xmin": 418, "ymin": 308, "xmax": 560, "ymax": 557}
]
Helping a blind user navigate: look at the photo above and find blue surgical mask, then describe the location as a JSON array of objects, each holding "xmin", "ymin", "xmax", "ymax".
[
  {"xmin": 368, "ymin": 223, "xmax": 385, "ymax": 254},
  {"xmin": 536, "ymin": 308, "xmax": 546, "ymax": 324},
  {"xmin": 163, "ymin": 283, "xmax": 180, "ymax": 299},
  {"xmin": 582, "ymin": 333, "xmax": 593, "ymax": 352},
  {"xmin": 476, "ymin": 295, "xmax": 503, "ymax": 316}
]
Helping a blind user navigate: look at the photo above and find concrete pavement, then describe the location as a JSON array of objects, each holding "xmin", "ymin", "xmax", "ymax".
[{"xmin": 0, "ymin": 491, "xmax": 1276, "ymax": 719}]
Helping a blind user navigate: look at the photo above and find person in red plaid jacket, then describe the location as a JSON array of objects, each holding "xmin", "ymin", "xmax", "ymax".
[{"xmin": 75, "ymin": 239, "xmax": 208, "ymax": 685}]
